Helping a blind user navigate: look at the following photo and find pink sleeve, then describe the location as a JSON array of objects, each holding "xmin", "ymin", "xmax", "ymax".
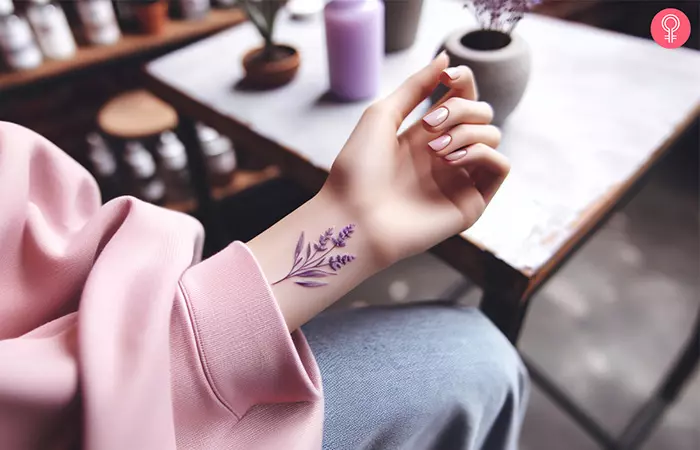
[{"xmin": 0, "ymin": 122, "xmax": 323, "ymax": 450}]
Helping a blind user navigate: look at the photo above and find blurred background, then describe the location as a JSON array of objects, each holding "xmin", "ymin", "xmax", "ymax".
[{"xmin": 0, "ymin": 1, "xmax": 697, "ymax": 449}]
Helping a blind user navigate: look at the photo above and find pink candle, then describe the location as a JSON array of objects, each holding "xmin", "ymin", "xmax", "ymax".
[{"xmin": 324, "ymin": 0, "xmax": 384, "ymax": 101}]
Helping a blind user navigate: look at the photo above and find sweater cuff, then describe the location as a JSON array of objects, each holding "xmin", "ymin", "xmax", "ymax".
[{"xmin": 179, "ymin": 241, "xmax": 321, "ymax": 419}]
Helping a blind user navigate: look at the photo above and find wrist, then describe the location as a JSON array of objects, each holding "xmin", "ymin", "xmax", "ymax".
[
  {"xmin": 246, "ymin": 189, "xmax": 384, "ymax": 331},
  {"xmin": 315, "ymin": 186, "xmax": 399, "ymax": 269}
]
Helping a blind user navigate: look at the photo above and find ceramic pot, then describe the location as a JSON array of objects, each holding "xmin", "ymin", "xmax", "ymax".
[
  {"xmin": 132, "ymin": 1, "xmax": 169, "ymax": 35},
  {"xmin": 383, "ymin": 0, "xmax": 423, "ymax": 53},
  {"xmin": 242, "ymin": 45, "xmax": 300, "ymax": 89},
  {"xmin": 434, "ymin": 28, "xmax": 531, "ymax": 125}
]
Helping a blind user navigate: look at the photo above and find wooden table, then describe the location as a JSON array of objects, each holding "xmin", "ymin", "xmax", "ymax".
[{"xmin": 144, "ymin": 0, "xmax": 700, "ymax": 343}]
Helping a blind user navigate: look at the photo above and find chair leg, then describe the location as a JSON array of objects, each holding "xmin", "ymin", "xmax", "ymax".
[
  {"xmin": 523, "ymin": 307, "xmax": 699, "ymax": 450},
  {"xmin": 615, "ymin": 309, "xmax": 700, "ymax": 449},
  {"xmin": 523, "ymin": 355, "xmax": 618, "ymax": 449},
  {"xmin": 480, "ymin": 289, "xmax": 529, "ymax": 344}
]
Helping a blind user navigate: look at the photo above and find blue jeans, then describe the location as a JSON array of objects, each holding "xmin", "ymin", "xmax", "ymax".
[{"xmin": 303, "ymin": 303, "xmax": 529, "ymax": 450}]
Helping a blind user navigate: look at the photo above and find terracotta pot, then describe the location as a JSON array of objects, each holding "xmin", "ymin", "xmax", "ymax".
[
  {"xmin": 433, "ymin": 28, "xmax": 531, "ymax": 125},
  {"xmin": 242, "ymin": 45, "xmax": 300, "ymax": 89},
  {"xmin": 384, "ymin": 0, "xmax": 424, "ymax": 53},
  {"xmin": 133, "ymin": 1, "xmax": 169, "ymax": 35}
]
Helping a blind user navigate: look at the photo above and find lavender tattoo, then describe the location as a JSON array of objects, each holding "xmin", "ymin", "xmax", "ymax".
[{"xmin": 272, "ymin": 224, "xmax": 356, "ymax": 288}]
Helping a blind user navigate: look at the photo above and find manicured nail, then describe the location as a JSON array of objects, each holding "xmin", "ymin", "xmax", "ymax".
[
  {"xmin": 443, "ymin": 67, "xmax": 460, "ymax": 80},
  {"xmin": 423, "ymin": 107, "xmax": 449, "ymax": 127},
  {"xmin": 445, "ymin": 149, "xmax": 468, "ymax": 161},
  {"xmin": 435, "ymin": 50, "xmax": 447, "ymax": 61},
  {"xmin": 428, "ymin": 135, "xmax": 451, "ymax": 151}
]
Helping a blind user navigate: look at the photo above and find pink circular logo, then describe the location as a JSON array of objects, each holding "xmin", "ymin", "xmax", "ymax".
[{"xmin": 651, "ymin": 9, "xmax": 691, "ymax": 49}]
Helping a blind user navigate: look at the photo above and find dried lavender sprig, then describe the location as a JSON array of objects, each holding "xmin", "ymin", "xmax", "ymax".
[
  {"xmin": 331, "ymin": 224, "xmax": 355, "ymax": 248},
  {"xmin": 464, "ymin": 0, "xmax": 540, "ymax": 34},
  {"xmin": 314, "ymin": 228, "xmax": 334, "ymax": 252},
  {"xmin": 329, "ymin": 254, "xmax": 356, "ymax": 271}
]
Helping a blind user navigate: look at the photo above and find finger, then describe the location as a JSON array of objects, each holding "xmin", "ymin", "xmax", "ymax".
[
  {"xmin": 422, "ymin": 97, "xmax": 493, "ymax": 133},
  {"xmin": 427, "ymin": 124, "xmax": 501, "ymax": 157},
  {"xmin": 438, "ymin": 65, "xmax": 478, "ymax": 103},
  {"xmin": 443, "ymin": 143, "xmax": 510, "ymax": 203},
  {"xmin": 382, "ymin": 51, "xmax": 449, "ymax": 129}
]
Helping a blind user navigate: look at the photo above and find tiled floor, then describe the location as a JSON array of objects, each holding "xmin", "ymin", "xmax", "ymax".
[{"xmin": 337, "ymin": 128, "xmax": 699, "ymax": 449}]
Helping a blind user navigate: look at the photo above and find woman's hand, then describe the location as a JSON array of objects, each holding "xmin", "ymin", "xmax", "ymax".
[
  {"xmin": 248, "ymin": 53, "xmax": 510, "ymax": 331},
  {"xmin": 322, "ymin": 52, "xmax": 510, "ymax": 267}
]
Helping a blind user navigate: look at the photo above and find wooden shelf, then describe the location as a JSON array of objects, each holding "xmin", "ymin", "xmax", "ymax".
[
  {"xmin": 0, "ymin": 9, "xmax": 246, "ymax": 92},
  {"xmin": 166, "ymin": 166, "xmax": 282, "ymax": 213}
]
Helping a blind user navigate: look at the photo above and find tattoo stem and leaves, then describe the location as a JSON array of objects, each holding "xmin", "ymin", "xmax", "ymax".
[{"xmin": 272, "ymin": 224, "xmax": 356, "ymax": 288}]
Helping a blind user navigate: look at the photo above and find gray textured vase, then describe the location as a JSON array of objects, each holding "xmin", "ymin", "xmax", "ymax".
[
  {"xmin": 435, "ymin": 28, "xmax": 531, "ymax": 125},
  {"xmin": 384, "ymin": 0, "xmax": 424, "ymax": 53}
]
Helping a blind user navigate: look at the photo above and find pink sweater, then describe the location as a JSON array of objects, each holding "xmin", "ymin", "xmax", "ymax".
[{"xmin": 0, "ymin": 122, "xmax": 323, "ymax": 449}]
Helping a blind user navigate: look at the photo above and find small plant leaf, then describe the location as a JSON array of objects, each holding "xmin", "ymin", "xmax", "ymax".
[
  {"xmin": 296, "ymin": 270, "xmax": 336, "ymax": 278},
  {"xmin": 305, "ymin": 242, "xmax": 311, "ymax": 260},
  {"xmin": 295, "ymin": 280, "xmax": 327, "ymax": 288},
  {"xmin": 242, "ymin": 0, "xmax": 270, "ymax": 40},
  {"xmin": 294, "ymin": 231, "xmax": 304, "ymax": 264}
]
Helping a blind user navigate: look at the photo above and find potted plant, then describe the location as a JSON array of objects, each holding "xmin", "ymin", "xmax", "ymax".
[
  {"xmin": 241, "ymin": 0, "xmax": 300, "ymax": 89},
  {"xmin": 435, "ymin": 0, "xmax": 540, "ymax": 124},
  {"xmin": 132, "ymin": 0, "xmax": 169, "ymax": 35}
]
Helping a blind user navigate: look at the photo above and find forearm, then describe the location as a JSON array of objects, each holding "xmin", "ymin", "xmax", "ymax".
[{"xmin": 247, "ymin": 190, "xmax": 383, "ymax": 331}]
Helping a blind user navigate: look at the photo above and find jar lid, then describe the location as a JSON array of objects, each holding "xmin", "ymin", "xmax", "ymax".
[
  {"xmin": 202, "ymin": 135, "xmax": 234, "ymax": 157},
  {"xmin": 157, "ymin": 131, "xmax": 185, "ymax": 154},
  {"xmin": 86, "ymin": 132, "xmax": 108, "ymax": 149},
  {"xmin": 196, "ymin": 122, "xmax": 220, "ymax": 143}
]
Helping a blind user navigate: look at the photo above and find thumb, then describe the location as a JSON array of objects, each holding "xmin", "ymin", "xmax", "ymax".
[{"xmin": 382, "ymin": 51, "xmax": 449, "ymax": 129}]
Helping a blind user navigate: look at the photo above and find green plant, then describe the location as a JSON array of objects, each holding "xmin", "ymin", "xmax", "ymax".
[{"xmin": 243, "ymin": 0, "xmax": 287, "ymax": 57}]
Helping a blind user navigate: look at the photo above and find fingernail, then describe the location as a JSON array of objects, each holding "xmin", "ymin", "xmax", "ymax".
[
  {"xmin": 434, "ymin": 50, "xmax": 447, "ymax": 61},
  {"xmin": 428, "ymin": 135, "xmax": 451, "ymax": 151},
  {"xmin": 423, "ymin": 107, "xmax": 449, "ymax": 127},
  {"xmin": 443, "ymin": 67, "xmax": 460, "ymax": 80},
  {"xmin": 445, "ymin": 149, "xmax": 468, "ymax": 161}
]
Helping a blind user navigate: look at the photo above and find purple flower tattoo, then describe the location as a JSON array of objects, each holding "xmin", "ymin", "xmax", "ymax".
[{"xmin": 272, "ymin": 224, "xmax": 357, "ymax": 288}]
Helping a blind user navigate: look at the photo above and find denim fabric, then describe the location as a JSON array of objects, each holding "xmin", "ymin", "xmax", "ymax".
[{"xmin": 303, "ymin": 303, "xmax": 529, "ymax": 450}]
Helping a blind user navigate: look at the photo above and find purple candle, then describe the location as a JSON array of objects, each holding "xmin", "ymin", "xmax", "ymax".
[{"xmin": 324, "ymin": 0, "xmax": 384, "ymax": 101}]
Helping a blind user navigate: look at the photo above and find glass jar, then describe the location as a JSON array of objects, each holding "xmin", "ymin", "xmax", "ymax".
[
  {"xmin": 177, "ymin": 0, "xmax": 210, "ymax": 20},
  {"xmin": 156, "ymin": 131, "xmax": 193, "ymax": 203},
  {"xmin": 77, "ymin": 0, "xmax": 121, "ymax": 46},
  {"xmin": 0, "ymin": 0, "xmax": 42, "ymax": 70},
  {"xmin": 86, "ymin": 132, "xmax": 122, "ymax": 201},
  {"xmin": 123, "ymin": 141, "xmax": 166, "ymax": 204},
  {"xmin": 27, "ymin": 0, "xmax": 77, "ymax": 60},
  {"xmin": 197, "ymin": 123, "xmax": 237, "ymax": 187}
]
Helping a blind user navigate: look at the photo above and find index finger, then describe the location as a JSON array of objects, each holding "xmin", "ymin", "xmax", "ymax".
[
  {"xmin": 382, "ymin": 51, "xmax": 450, "ymax": 129},
  {"xmin": 437, "ymin": 65, "xmax": 478, "ymax": 103}
]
